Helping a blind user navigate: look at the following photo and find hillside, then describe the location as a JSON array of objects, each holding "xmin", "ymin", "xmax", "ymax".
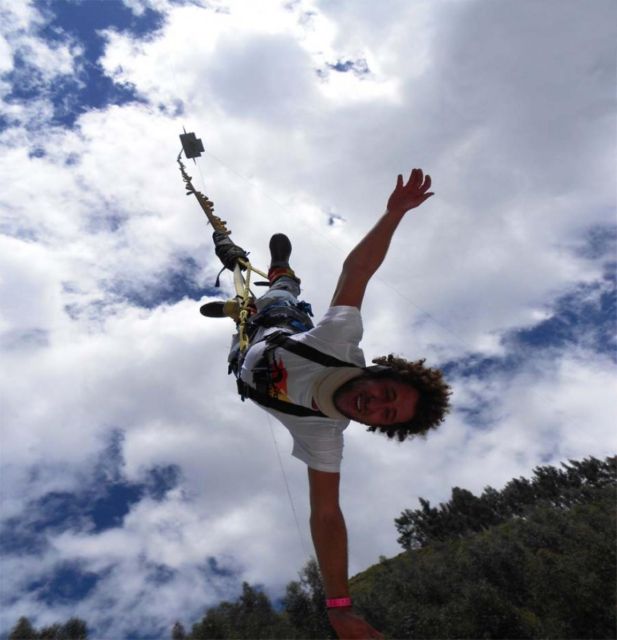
[{"xmin": 8, "ymin": 456, "xmax": 615, "ymax": 640}]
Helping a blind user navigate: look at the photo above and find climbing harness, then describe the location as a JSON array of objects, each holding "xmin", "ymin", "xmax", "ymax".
[
  {"xmin": 236, "ymin": 330, "xmax": 358, "ymax": 417},
  {"xmin": 177, "ymin": 133, "xmax": 371, "ymax": 419}
]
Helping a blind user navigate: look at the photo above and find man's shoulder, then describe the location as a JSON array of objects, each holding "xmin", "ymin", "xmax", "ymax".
[
  {"xmin": 295, "ymin": 306, "xmax": 363, "ymax": 344},
  {"xmin": 293, "ymin": 306, "xmax": 365, "ymax": 367}
]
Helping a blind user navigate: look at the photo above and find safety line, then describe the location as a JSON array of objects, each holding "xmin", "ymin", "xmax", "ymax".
[
  {"xmin": 179, "ymin": 133, "xmax": 315, "ymax": 561},
  {"xmin": 196, "ymin": 154, "xmax": 209, "ymax": 193},
  {"xmin": 264, "ymin": 412, "xmax": 311, "ymax": 559}
]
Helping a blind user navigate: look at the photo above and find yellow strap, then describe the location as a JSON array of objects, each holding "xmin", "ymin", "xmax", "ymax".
[
  {"xmin": 237, "ymin": 258, "xmax": 268, "ymax": 280},
  {"xmin": 234, "ymin": 262, "xmax": 268, "ymax": 352},
  {"xmin": 178, "ymin": 154, "xmax": 268, "ymax": 352}
]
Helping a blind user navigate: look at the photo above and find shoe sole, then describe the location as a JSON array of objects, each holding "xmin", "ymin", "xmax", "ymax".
[{"xmin": 200, "ymin": 302, "xmax": 225, "ymax": 317}]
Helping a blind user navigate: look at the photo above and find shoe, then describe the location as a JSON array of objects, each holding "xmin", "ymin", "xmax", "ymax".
[
  {"xmin": 269, "ymin": 233, "xmax": 292, "ymax": 268},
  {"xmin": 268, "ymin": 234, "xmax": 300, "ymax": 284},
  {"xmin": 200, "ymin": 299, "xmax": 241, "ymax": 322}
]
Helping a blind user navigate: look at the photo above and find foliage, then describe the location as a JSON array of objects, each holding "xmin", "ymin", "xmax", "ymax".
[
  {"xmin": 281, "ymin": 557, "xmax": 336, "ymax": 639},
  {"xmin": 183, "ymin": 559, "xmax": 335, "ymax": 639},
  {"xmin": 8, "ymin": 456, "xmax": 615, "ymax": 639},
  {"xmin": 395, "ymin": 455, "xmax": 616, "ymax": 549},
  {"xmin": 171, "ymin": 621, "xmax": 187, "ymax": 639},
  {"xmin": 177, "ymin": 454, "xmax": 615, "ymax": 639},
  {"xmin": 9, "ymin": 617, "xmax": 88, "ymax": 640},
  {"xmin": 188, "ymin": 582, "xmax": 286, "ymax": 639},
  {"xmin": 352, "ymin": 455, "xmax": 616, "ymax": 639}
]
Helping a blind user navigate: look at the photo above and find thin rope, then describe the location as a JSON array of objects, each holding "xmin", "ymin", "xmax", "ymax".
[
  {"xmin": 264, "ymin": 412, "xmax": 311, "ymax": 559},
  {"xmin": 196, "ymin": 155, "xmax": 209, "ymax": 194},
  {"xmin": 181, "ymin": 145, "xmax": 310, "ymax": 558}
]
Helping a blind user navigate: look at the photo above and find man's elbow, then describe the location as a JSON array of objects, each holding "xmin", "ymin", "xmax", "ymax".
[
  {"xmin": 342, "ymin": 256, "xmax": 372, "ymax": 277},
  {"xmin": 310, "ymin": 505, "xmax": 343, "ymax": 524}
]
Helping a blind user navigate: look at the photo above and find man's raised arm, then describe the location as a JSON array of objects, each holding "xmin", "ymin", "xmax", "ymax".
[{"xmin": 331, "ymin": 168, "xmax": 433, "ymax": 309}]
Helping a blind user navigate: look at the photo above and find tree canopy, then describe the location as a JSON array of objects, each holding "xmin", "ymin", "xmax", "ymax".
[{"xmin": 8, "ymin": 455, "xmax": 615, "ymax": 639}]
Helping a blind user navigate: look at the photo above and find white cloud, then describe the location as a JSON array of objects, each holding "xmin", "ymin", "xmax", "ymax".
[
  {"xmin": 0, "ymin": 33, "xmax": 12, "ymax": 74},
  {"xmin": 1, "ymin": 0, "xmax": 616, "ymax": 636},
  {"xmin": 17, "ymin": 35, "xmax": 78, "ymax": 78},
  {"xmin": 0, "ymin": 0, "xmax": 43, "ymax": 34}
]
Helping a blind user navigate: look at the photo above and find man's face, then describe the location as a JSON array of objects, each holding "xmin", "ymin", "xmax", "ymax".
[{"xmin": 333, "ymin": 373, "xmax": 419, "ymax": 426}]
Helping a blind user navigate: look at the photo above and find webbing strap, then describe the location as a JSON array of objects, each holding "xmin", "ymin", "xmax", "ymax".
[
  {"xmin": 264, "ymin": 331, "xmax": 357, "ymax": 368},
  {"xmin": 236, "ymin": 331, "xmax": 359, "ymax": 418},
  {"xmin": 237, "ymin": 379, "xmax": 326, "ymax": 417}
]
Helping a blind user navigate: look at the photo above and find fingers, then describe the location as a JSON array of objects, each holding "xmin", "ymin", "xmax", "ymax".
[
  {"xmin": 396, "ymin": 174, "xmax": 403, "ymax": 189},
  {"xmin": 406, "ymin": 168, "xmax": 432, "ymax": 191},
  {"xmin": 407, "ymin": 168, "xmax": 422, "ymax": 189}
]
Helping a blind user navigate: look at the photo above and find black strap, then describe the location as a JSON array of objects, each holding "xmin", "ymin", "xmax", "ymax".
[
  {"xmin": 237, "ymin": 379, "xmax": 326, "ymax": 417},
  {"xmin": 236, "ymin": 331, "xmax": 358, "ymax": 418},
  {"xmin": 264, "ymin": 331, "xmax": 356, "ymax": 368}
]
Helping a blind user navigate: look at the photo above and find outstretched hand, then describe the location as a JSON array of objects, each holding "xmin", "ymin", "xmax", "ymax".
[
  {"xmin": 386, "ymin": 168, "xmax": 434, "ymax": 216},
  {"xmin": 327, "ymin": 608, "xmax": 384, "ymax": 639}
]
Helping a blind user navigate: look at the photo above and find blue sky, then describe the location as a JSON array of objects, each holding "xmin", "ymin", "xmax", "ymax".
[
  {"xmin": 4, "ymin": 0, "xmax": 157, "ymax": 128},
  {"xmin": 1, "ymin": 0, "xmax": 615, "ymax": 638}
]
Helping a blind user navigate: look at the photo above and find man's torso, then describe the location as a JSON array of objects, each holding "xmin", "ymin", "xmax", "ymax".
[{"xmin": 239, "ymin": 306, "xmax": 365, "ymax": 472}]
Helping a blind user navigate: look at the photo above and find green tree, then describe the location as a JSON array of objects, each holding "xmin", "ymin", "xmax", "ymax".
[
  {"xmin": 59, "ymin": 618, "xmax": 88, "ymax": 640},
  {"xmin": 8, "ymin": 617, "xmax": 88, "ymax": 640},
  {"xmin": 395, "ymin": 456, "xmax": 616, "ymax": 550},
  {"xmin": 9, "ymin": 617, "xmax": 37, "ymax": 640},
  {"xmin": 38, "ymin": 625, "xmax": 62, "ymax": 640},
  {"xmin": 171, "ymin": 621, "xmax": 187, "ymax": 640},
  {"xmin": 354, "ymin": 462, "xmax": 616, "ymax": 639},
  {"xmin": 283, "ymin": 558, "xmax": 335, "ymax": 639},
  {"xmin": 179, "ymin": 455, "xmax": 615, "ymax": 638},
  {"xmin": 188, "ymin": 582, "xmax": 292, "ymax": 639}
]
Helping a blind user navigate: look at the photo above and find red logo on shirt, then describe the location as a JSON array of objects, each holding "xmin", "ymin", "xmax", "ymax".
[{"xmin": 270, "ymin": 357, "xmax": 290, "ymax": 401}]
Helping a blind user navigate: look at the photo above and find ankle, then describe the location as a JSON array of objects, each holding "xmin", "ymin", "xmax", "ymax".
[{"xmin": 268, "ymin": 266, "xmax": 300, "ymax": 285}]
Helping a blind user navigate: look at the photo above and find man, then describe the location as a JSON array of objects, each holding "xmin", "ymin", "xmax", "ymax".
[{"xmin": 202, "ymin": 168, "xmax": 451, "ymax": 639}]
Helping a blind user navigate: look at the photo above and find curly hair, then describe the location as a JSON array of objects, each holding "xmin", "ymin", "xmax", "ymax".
[{"xmin": 367, "ymin": 354, "xmax": 452, "ymax": 441}]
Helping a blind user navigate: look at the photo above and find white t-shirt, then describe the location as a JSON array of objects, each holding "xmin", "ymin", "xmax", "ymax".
[{"xmin": 240, "ymin": 306, "xmax": 365, "ymax": 472}]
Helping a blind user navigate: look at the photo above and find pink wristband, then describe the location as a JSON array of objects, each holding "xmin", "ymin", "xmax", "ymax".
[{"xmin": 326, "ymin": 597, "xmax": 352, "ymax": 609}]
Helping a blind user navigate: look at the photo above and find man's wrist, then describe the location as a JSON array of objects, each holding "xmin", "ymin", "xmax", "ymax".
[
  {"xmin": 385, "ymin": 206, "xmax": 407, "ymax": 221},
  {"xmin": 326, "ymin": 596, "xmax": 352, "ymax": 609}
]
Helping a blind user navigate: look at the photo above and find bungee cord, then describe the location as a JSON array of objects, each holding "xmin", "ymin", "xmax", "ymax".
[{"xmin": 177, "ymin": 148, "xmax": 268, "ymax": 351}]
